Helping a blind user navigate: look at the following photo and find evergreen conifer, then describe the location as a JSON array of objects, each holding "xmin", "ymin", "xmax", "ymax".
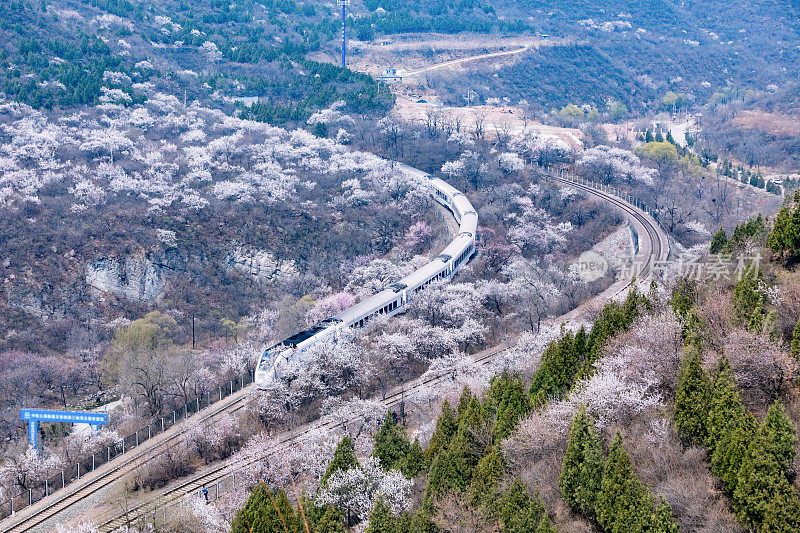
[
  {"xmin": 322, "ymin": 436, "xmax": 359, "ymax": 485},
  {"xmin": 373, "ymin": 412, "xmax": 412, "ymax": 471},
  {"xmin": 560, "ymin": 407, "xmax": 604, "ymax": 518},
  {"xmin": 597, "ymin": 434, "xmax": 649, "ymax": 533},
  {"xmin": 674, "ymin": 348, "xmax": 710, "ymax": 442}
]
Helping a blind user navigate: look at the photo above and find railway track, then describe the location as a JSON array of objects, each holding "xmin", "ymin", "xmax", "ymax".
[
  {"xmin": 1, "ymin": 164, "xmax": 466, "ymax": 533},
  {"xmin": 91, "ymin": 173, "xmax": 670, "ymax": 532},
  {"xmin": 7, "ymin": 172, "xmax": 669, "ymax": 533},
  {"xmin": 0, "ymin": 385, "xmax": 252, "ymax": 533},
  {"xmin": 96, "ymin": 340, "xmax": 514, "ymax": 532},
  {"xmin": 548, "ymin": 174, "xmax": 669, "ymax": 277}
]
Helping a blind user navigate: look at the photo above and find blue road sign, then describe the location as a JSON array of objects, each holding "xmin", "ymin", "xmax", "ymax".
[{"xmin": 21, "ymin": 409, "xmax": 109, "ymax": 451}]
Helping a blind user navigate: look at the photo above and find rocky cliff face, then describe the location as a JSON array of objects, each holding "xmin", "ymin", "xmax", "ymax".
[
  {"xmin": 85, "ymin": 255, "xmax": 170, "ymax": 303},
  {"xmin": 83, "ymin": 246, "xmax": 297, "ymax": 304},
  {"xmin": 223, "ymin": 246, "xmax": 298, "ymax": 283}
]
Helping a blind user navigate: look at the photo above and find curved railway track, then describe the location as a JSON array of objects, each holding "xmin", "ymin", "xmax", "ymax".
[
  {"xmin": 549, "ymin": 174, "xmax": 668, "ymax": 278},
  {"xmin": 5, "ymin": 171, "xmax": 669, "ymax": 533}
]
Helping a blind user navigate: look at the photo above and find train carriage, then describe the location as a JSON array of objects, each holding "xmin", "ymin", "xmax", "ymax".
[{"xmin": 255, "ymin": 168, "xmax": 478, "ymax": 389}]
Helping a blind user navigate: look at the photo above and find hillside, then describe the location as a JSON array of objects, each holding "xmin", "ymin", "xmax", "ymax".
[
  {"xmin": 2, "ymin": 1, "xmax": 800, "ymax": 532},
  {"xmin": 0, "ymin": 0, "xmax": 392, "ymax": 121}
]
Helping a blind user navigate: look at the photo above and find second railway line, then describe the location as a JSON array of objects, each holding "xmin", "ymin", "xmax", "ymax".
[{"xmin": 5, "ymin": 168, "xmax": 669, "ymax": 533}]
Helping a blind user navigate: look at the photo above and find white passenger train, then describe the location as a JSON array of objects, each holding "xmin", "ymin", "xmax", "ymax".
[{"xmin": 254, "ymin": 164, "xmax": 478, "ymax": 389}]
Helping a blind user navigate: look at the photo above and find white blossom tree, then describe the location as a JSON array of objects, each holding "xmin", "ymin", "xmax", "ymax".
[
  {"xmin": 315, "ymin": 457, "xmax": 412, "ymax": 522},
  {"xmin": 577, "ymin": 145, "xmax": 658, "ymax": 186},
  {"xmin": 509, "ymin": 131, "xmax": 572, "ymax": 167},
  {"xmin": 498, "ymin": 152, "xmax": 525, "ymax": 174},
  {"xmin": 0, "ymin": 447, "xmax": 64, "ymax": 495}
]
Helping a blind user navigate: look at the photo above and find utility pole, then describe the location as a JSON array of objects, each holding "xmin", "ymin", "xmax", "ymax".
[{"xmin": 338, "ymin": 0, "xmax": 350, "ymax": 68}]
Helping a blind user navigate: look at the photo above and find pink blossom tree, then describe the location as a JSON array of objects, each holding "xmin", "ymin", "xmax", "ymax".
[{"xmin": 305, "ymin": 292, "xmax": 357, "ymax": 327}]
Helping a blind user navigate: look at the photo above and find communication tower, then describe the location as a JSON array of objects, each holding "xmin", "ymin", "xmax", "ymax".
[{"xmin": 338, "ymin": 0, "xmax": 350, "ymax": 68}]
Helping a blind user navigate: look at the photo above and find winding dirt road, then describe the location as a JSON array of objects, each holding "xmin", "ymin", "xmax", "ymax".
[{"xmin": 403, "ymin": 45, "xmax": 530, "ymax": 77}]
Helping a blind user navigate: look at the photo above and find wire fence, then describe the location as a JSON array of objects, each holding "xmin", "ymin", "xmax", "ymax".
[
  {"xmin": 539, "ymin": 164, "xmax": 662, "ymax": 223},
  {"xmin": 0, "ymin": 165, "xmax": 662, "ymax": 522},
  {"xmin": 196, "ymin": 471, "xmax": 241, "ymax": 506},
  {"xmin": 0, "ymin": 371, "xmax": 254, "ymax": 520}
]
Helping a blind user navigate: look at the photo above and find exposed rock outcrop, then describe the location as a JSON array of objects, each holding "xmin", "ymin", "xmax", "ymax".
[
  {"xmin": 224, "ymin": 246, "xmax": 298, "ymax": 283},
  {"xmin": 85, "ymin": 255, "xmax": 170, "ymax": 302}
]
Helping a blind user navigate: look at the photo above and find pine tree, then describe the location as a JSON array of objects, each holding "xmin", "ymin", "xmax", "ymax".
[
  {"xmin": 767, "ymin": 192, "xmax": 800, "ymax": 262},
  {"xmin": 456, "ymin": 386, "xmax": 475, "ymax": 421},
  {"xmin": 426, "ymin": 400, "xmax": 457, "ymax": 462},
  {"xmin": 366, "ymin": 496, "xmax": 398, "ymax": 533},
  {"xmin": 573, "ymin": 326, "xmax": 588, "ymax": 359},
  {"xmin": 622, "ymin": 286, "xmax": 645, "ymax": 322},
  {"xmin": 706, "ymin": 358, "xmax": 747, "ymax": 454},
  {"xmin": 488, "ymin": 371, "xmax": 530, "ymax": 442},
  {"xmin": 468, "ymin": 444, "xmax": 505, "ymax": 505},
  {"xmin": 516, "ymin": 494, "xmax": 549, "ymax": 533},
  {"xmin": 791, "ymin": 318, "xmax": 800, "ymax": 359},
  {"xmin": 646, "ymin": 498, "xmax": 680, "ymax": 533},
  {"xmin": 373, "ymin": 412, "xmax": 412, "ymax": 471},
  {"xmin": 498, "ymin": 478, "xmax": 551, "ymax": 533},
  {"xmin": 231, "ymin": 484, "xmax": 297, "ymax": 533},
  {"xmin": 392, "ymin": 509, "xmax": 439, "ymax": 532},
  {"xmin": 586, "ymin": 289, "xmax": 644, "ymax": 364},
  {"xmin": 560, "ymin": 407, "xmax": 604, "ymax": 519},
  {"xmin": 710, "ymin": 413, "xmax": 757, "ymax": 494},
  {"xmin": 709, "ymin": 227, "xmax": 728, "ymax": 254},
  {"xmin": 306, "ymin": 502, "xmax": 347, "ymax": 533},
  {"xmin": 762, "ymin": 485, "xmax": 800, "ymax": 532},
  {"xmin": 400, "ymin": 437, "xmax": 426, "ymax": 478},
  {"xmin": 530, "ymin": 328, "xmax": 579, "ymax": 406},
  {"xmin": 733, "ymin": 272, "xmax": 768, "ymax": 328},
  {"xmin": 405, "ymin": 509, "xmax": 439, "ymax": 532},
  {"xmin": 535, "ymin": 511, "xmax": 557, "ymax": 533},
  {"xmin": 499, "ymin": 477, "xmax": 530, "ymax": 527},
  {"xmin": 425, "ymin": 393, "xmax": 488, "ymax": 503},
  {"xmin": 528, "ymin": 365, "xmax": 560, "ymax": 408},
  {"xmin": 670, "ymin": 278, "xmax": 697, "ymax": 320},
  {"xmin": 597, "ymin": 434, "xmax": 650, "ymax": 533},
  {"xmin": 457, "ymin": 392, "xmax": 486, "ymax": 432},
  {"xmin": 674, "ymin": 348, "xmax": 710, "ymax": 442},
  {"xmin": 645, "ymin": 130, "xmax": 654, "ymax": 143},
  {"xmin": 763, "ymin": 401, "xmax": 797, "ymax": 471},
  {"xmin": 732, "ymin": 429, "xmax": 791, "ymax": 528},
  {"xmin": 322, "ymin": 436, "xmax": 359, "ymax": 485}
]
